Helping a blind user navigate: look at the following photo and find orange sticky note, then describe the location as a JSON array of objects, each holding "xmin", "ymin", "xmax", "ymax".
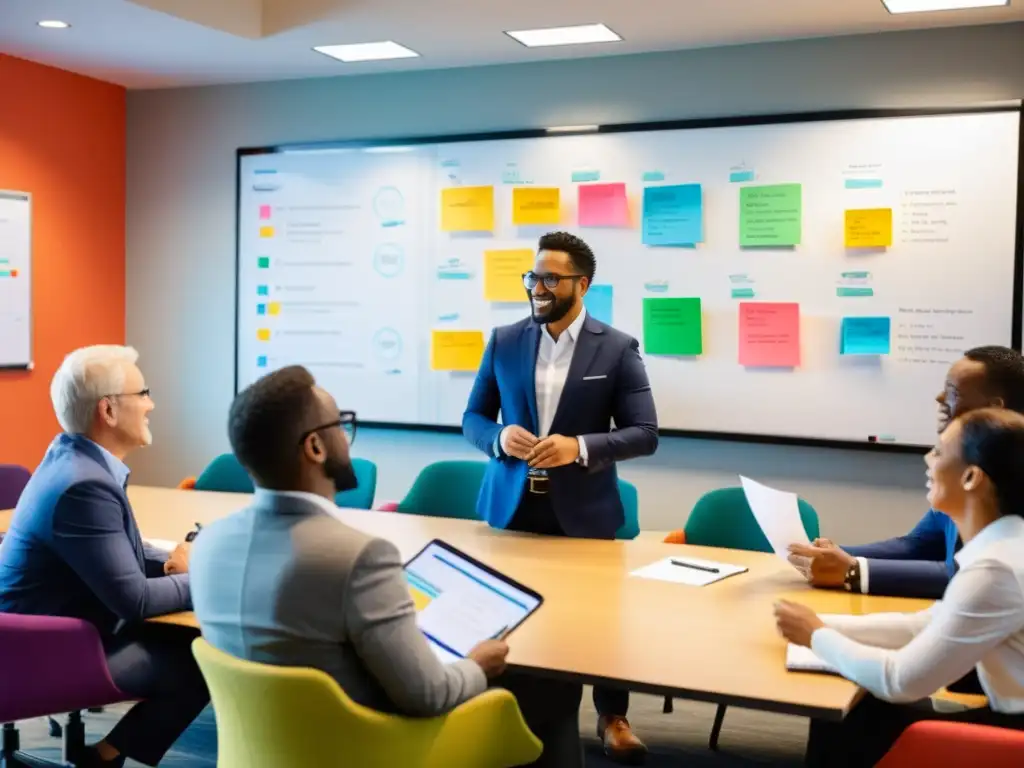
[
  {"xmin": 431, "ymin": 330, "xmax": 485, "ymax": 371},
  {"xmin": 267, "ymin": 302, "xmax": 281, "ymax": 316},
  {"xmin": 845, "ymin": 208, "xmax": 892, "ymax": 248},
  {"xmin": 578, "ymin": 183, "xmax": 630, "ymax": 227},
  {"xmin": 441, "ymin": 186, "xmax": 494, "ymax": 232},
  {"xmin": 257, "ymin": 328, "xmax": 271, "ymax": 341},
  {"xmin": 259, "ymin": 226, "xmax": 275, "ymax": 238},
  {"xmin": 739, "ymin": 302, "xmax": 800, "ymax": 367},
  {"xmin": 9, "ymin": 269, "xmax": 17, "ymax": 278},
  {"xmin": 513, "ymin": 187, "xmax": 561, "ymax": 226},
  {"xmin": 484, "ymin": 249, "xmax": 533, "ymax": 302}
]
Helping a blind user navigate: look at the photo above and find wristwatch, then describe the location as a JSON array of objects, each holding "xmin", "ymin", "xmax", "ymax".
[{"xmin": 843, "ymin": 560, "xmax": 862, "ymax": 593}]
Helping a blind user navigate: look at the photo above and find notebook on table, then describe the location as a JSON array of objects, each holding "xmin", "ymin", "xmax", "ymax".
[{"xmin": 786, "ymin": 644, "xmax": 840, "ymax": 676}]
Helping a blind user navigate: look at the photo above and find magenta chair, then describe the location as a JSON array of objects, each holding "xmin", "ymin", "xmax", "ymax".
[{"xmin": 0, "ymin": 614, "xmax": 131, "ymax": 767}]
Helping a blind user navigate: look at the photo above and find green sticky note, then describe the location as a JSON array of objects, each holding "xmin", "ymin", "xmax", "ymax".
[
  {"xmin": 739, "ymin": 183, "xmax": 802, "ymax": 246},
  {"xmin": 643, "ymin": 297, "xmax": 702, "ymax": 355}
]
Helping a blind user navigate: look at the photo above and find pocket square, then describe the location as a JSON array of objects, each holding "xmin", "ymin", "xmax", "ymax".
[{"xmin": 582, "ymin": 374, "xmax": 608, "ymax": 381}]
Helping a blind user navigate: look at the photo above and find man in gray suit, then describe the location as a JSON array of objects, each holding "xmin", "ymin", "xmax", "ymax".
[{"xmin": 189, "ymin": 366, "xmax": 507, "ymax": 717}]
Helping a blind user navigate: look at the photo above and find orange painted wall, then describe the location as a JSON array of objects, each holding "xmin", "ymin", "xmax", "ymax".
[{"xmin": 0, "ymin": 54, "xmax": 125, "ymax": 471}]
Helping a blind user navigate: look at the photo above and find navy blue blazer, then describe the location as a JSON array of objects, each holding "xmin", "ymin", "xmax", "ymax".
[
  {"xmin": 463, "ymin": 314, "xmax": 658, "ymax": 538},
  {"xmin": 0, "ymin": 434, "xmax": 190, "ymax": 636},
  {"xmin": 844, "ymin": 509, "xmax": 959, "ymax": 599}
]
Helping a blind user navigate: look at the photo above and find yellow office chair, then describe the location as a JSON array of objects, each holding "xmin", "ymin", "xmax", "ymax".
[{"xmin": 192, "ymin": 637, "xmax": 543, "ymax": 768}]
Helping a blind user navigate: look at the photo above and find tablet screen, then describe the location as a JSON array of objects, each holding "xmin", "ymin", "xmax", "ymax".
[{"xmin": 405, "ymin": 540, "xmax": 543, "ymax": 664}]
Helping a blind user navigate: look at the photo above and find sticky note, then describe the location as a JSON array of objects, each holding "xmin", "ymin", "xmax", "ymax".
[
  {"xmin": 845, "ymin": 208, "xmax": 892, "ymax": 248},
  {"xmin": 642, "ymin": 184, "xmax": 703, "ymax": 246},
  {"xmin": 257, "ymin": 356, "xmax": 268, "ymax": 368},
  {"xmin": 578, "ymin": 183, "xmax": 630, "ymax": 228},
  {"xmin": 739, "ymin": 184, "xmax": 802, "ymax": 246},
  {"xmin": 259, "ymin": 226, "xmax": 275, "ymax": 238},
  {"xmin": 9, "ymin": 269, "xmax": 17, "ymax": 278},
  {"xmin": 441, "ymin": 186, "xmax": 494, "ymax": 232},
  {"xmin": 257, "ymin": 304, "xmax": 266, "ymax": 315},
  {"xmin": 513, "ymin": 187, "xmax": 560, "ymax": 226},
  {"xmin": 268, "ymin": 302, "xmax": 281, "ymax": 316},
  {"xmin": 841, "ymin": 317, "xmax": 891, "ymax": 355},
  {"xmin": 484, "ymin": 249, "xmax": 533, "ymax": 302},
  {"xmin": 259, "ymin": 205, "xmax": 271, "ymax": 220},
  {"xmin": 257, "ymin": 257, "xmax": 270, "ymax": 268},
  {"xmin": 730, "ymin": 170, "xmax": 756, "ymax": 183},
  {"xmin": 431, "ymin": 330, "xmax": 485, "ymax": 371},
  {"xmin": 257, "ymin": 329, "xmax": 271, "ymax": 342},
  {"xmin": 584, "ymin": 285, "xmax": 613, "ymax": 325},
  {"xmin": 739, "ymin": 302, "xmax": 800, "ymax": 367},
  {"xmin": 643, "ymin": 298, "xmax": 703, "ymax": 355},
  {"xmin": 257, "ymin": 285, "xmax": 269, "ymax": 296}
]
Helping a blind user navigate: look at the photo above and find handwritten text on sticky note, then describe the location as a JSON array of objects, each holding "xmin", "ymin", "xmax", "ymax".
[
  {"xmin": 431, "ymin": 330, "xmax": 485, "ymax": 371},
  {"xmin": 844, "ymin": 208, "xmax": 892, "ymax": 248},
  {"xmin": 441, "ymin": 186, "xmax": 495, "ymax": 232},
  {"xmin": 578, "ymin": 183, "xmax": 630, "ymax": 228},
  {"xmin": 739, "ymin": 302, "xmax": 800, "ymax": 367},
  {"xmin": 513, "ymin": 187, "xmax": 560, "ymax": 226},
  {"xmin": 484, "ymin": 249, "xmax": 533, "ymax": 302}
]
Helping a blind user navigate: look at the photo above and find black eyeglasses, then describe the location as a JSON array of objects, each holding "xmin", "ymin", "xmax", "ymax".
[
  {"xmin": 299, "ymin": 410, "xmax": 357, "ymax": 445},
  {"xmin": 102, "ymin": 388, "xmax": 151, "ymax": 400},
  {"xmin": 522, "ymin": 271, "xmax": 584, "ymax": 291}
]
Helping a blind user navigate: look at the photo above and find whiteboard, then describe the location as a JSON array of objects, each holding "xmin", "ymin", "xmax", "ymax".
[
  {"xmin": 0, "ymin": 191, "xmax": 31, "ymax": 369},
  {"xmin": 235, "ymin": 108, "xmax": 1022, "ymax": 449}
]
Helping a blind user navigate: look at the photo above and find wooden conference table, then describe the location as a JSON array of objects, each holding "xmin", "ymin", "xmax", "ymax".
[{"xmin": 1, "ymin": 485, "xmax": 933, "ymax": 723}]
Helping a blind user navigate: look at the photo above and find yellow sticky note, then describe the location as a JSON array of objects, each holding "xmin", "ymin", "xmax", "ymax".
[
  {"xmin": 845, "ymin": 208, "xmax": 892, "ymax": 248},
  {"xmin": 259, "ymin": 226, "xmax": 275, "ymax": 238},
  {"xmin": 267, "ymin": 302, "xmax": 281, "ymax": 316},
  {"xmin": 441, "ymin": 186, "xmax": 494, "ymax": 232},
  {"xmin": 431, "ymin": 330, "xmax": 485, "ymax": 371},
  {"xmin": 513, "ymin": 187, "xmax": 561, "ymax": 226},
  {"xmin": 257, "ymin": 328, "xmax": 271, "ymax": 341},
  {"xmin": 484, "ymin": 249, "xmax": 533, "ymax": 303}
]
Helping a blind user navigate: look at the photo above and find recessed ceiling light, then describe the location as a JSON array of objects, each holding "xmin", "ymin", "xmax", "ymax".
[
  {"xmin": 313, "ymin": 41, "xmax": 419, "ymax": 63},
  {"xmin": 882, "ymin": 0, "xmax": 1008, "ymax": 13},
  {"xmin": 37, "ymin": 20, "xmax": 70, "ymax": 29},
  {"xmin": 505, "ymin": 23, "xmax": 622, "ymax": 48}
]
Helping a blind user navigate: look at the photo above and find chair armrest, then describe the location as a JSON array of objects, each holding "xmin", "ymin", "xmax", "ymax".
[
  {"xmin": 663, "ymin": 529, "xmax": 686, "ymax": 544},
  {"xmin": 878, "ymin": 721, "xmax": 1024, "ymax": 767},
  {"xmin": 375, "ymin": 501, "xmax": 399, "ymax": 512},
  {"xmin": 425, "ymin": 689, "xmax": 542, "ymax": 768}
]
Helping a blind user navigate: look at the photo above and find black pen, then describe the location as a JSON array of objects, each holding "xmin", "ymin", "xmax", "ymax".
[
  {"xmin": 491, "ymin": 625, "xmax": 509, "ymax": 640},
  {"xmin": 185, "ymin": 522, "xmax": 203, "ymax": 543},
  {"xmin": 670, "ymin": 559, "xmax": 720, "ymax": 574}
]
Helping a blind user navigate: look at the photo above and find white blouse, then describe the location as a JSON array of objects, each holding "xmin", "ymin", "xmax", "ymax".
[{"xmin": 811, "ymin": 514, "xmax": 1024, "ymax": 713}]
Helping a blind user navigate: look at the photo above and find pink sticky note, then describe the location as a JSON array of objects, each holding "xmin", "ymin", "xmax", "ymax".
[
  {"xmin": 578, "ymin": 183, "xmax": 630, "ymax": 227},
  {"xmin": 259, "ymin": 204, "xmax": 272, "ymax": 220},
  {"xmin": 739, "ymin": 302, "xmax": 801, "ymax": 367}
]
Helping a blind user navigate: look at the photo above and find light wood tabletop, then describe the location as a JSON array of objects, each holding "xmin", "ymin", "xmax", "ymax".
[{"xmin": 2, "ymin": 485, "xmax": 934, "ymax": 721}]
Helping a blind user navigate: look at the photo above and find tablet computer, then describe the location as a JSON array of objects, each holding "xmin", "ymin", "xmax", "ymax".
[{"xmin": 404, "ymin": 539, "xmax": 544, "ymax": 664}]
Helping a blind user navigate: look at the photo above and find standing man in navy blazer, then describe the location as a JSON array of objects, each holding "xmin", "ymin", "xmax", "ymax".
[{"xmin": 463, "ymin": 231, "xmax": 658, "ymax": 764}]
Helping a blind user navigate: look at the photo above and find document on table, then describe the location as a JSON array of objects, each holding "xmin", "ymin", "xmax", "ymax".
[
  {"xmin": 786, "ymin": 643, "xmax": 840, "ymax": 676},
  {"xmin": 740, "ymin": 475, "xmax": 811, "ymax": 561},
  {"xmin": 144, "ymin": 539, "xmax": 178, "ymax": 552},
  {"xmin": 630, "ymin": 556, "xmax": 748, "ymax": 587}
]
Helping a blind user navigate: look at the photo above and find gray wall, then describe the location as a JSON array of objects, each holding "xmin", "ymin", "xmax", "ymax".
[{"xmin": 125, "ymin": 23, "xmax": 1024, "ymax": 541}]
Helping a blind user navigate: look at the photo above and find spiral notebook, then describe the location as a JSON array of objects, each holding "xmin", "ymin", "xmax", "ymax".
[{"xmin": 786, "ymin": 644, "xmax": 840, "ymax": 675}]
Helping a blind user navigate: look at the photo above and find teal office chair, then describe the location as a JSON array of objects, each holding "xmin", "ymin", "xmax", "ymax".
[
  {"xmin": 335, "ymin": 459, "xmax": 378, "ymax": 510},
  {"xmin": 397, "ymin": 461, "xmax": 488, "ymax": 520},
  {"xmin": 613, "ymin": 478, "xmax": 640, "ymax": 540},
  {"xmin": 666, "ymin": 486, "xmax": 820, "ymax": 750},
  {"xmin": 193, "ymin": 453, "xmax": 254, "ymax": 493}
]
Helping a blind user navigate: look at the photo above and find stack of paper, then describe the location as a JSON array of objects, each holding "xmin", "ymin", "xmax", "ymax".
[
  {"xmin": 786, "ymin": 644, "xmax": 840, "ymax": 675},
  {"xmin": 740, "ymin": 475, "xmax": 811, "ymax": 562},
  {"xmin": 630, "ymin": 556, "xmax": 748, "ymax": 587}
]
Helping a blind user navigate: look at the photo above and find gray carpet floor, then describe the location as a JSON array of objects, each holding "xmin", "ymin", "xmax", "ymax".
[{"xmin": 9, "ymin": 690, "xmax": 808, "ymax": 766}]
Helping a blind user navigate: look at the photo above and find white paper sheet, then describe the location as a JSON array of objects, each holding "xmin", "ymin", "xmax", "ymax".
[
  {"xmin": 786, "ymin": 643, "xmax": 839, "ymax": 675},
  {"xmin": 740, "ymin": 475, "xmax": 811, "ymax": 561},
  {"xmin": 630, "ymin": 556, "xmax": 748, "ymax": 587},
  {"xmin": 144, "ymin": 539, "xmax": 178, "ymax": 552}
]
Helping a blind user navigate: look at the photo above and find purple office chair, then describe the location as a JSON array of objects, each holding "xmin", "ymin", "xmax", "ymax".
[
  {"xmin": 0, "ymin": 464, "xmax": 31, "ymax": 510},
  {"xmin": 0, "ymin": 613, "xmax": 131, "ymax": 767}
]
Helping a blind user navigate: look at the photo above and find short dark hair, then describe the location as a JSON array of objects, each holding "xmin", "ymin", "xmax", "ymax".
[
  {"xmin": 228, "ymin": 365, "xmax": 318, "ymax": 488},
  {"xmin": 959, "ymin": 407, "xmax": 1024, "ymax": 519},
  {"xmin": 538, "ymin": 231, "xmax": 596, "ymax": 282},
  {"xmin": 964, "ymin": 346, "xmax": 1024, "ymax": 413}
]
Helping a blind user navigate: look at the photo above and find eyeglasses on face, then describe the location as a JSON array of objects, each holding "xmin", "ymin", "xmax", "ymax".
[
  {"xmin": 522, "ymin": 271, "xmax": 584, "ymax": 291},
  {"xmin": 299, "ymin": 410, "xmax": 357, "ymax": 446},
  {"xmin": 102, "ymin": 388, "xmax": 151, "ymax": 400}
]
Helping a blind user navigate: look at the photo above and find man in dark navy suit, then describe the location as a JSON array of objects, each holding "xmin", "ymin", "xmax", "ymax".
[
  {"xmin": 464, "ymin": 231, "xmax": 658, "ymax": 764},
  {"xmin": 789, "ymin": 346, "xmax": 1024, "ymax": 601},
  {"xmin": 0, "ymin": 345, "xmax": 208, "ymax": 767}
]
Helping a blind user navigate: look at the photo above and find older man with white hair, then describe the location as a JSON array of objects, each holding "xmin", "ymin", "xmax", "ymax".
[{"xmin": 0, "ymin": 345, "xmax": 209, "ymax": 768}]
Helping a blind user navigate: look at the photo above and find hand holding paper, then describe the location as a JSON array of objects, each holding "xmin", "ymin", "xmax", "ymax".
[{"xmin": 739, "ymin": 475, "xmax": 811, "ymax": 562}]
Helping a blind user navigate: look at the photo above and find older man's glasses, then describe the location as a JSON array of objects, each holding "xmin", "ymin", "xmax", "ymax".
[{"xmin": 299, "ymin": 410, "xmax": 357, "ymax": 445}]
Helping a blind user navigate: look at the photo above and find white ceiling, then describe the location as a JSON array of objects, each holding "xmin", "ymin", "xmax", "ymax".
[{"xmin": 1, "ymin": 0, "xmax": 1021, "ymax": 89}]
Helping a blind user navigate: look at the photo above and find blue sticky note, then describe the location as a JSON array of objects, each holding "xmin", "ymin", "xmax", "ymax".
[
  {"xmin": 841, "ymin": 317, "xmax": 891, "ymax": 355},
  {"xmin": 642, "ymin": 184, "xmax": 703, "ymax": 246},
  {"xmin": 642, "ymin": 171, "xmax": 665, "ymax": 182},
  {"xmin": 257, "ymin": 356, "xmax": 268, "ymax": 368},
  {"xmin": 584, "ymin": 284, "xmax": 614, "ymax": 326},
  {"xmin": 845, "ymin": 179, "xmax": 883, "ymax": 189},
  {"xmin": 257, "ymin": 285, "xmax": 269, "ymax": 296},
  {"xmin": 257, "ymin": 304, "xmax": 266, "ymax": 315},
  {"xmin": 729, "ymin": 170, "xmax": 756, "ymax": 183}
]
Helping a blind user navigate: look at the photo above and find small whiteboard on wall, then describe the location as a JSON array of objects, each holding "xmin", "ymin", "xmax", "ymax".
[{"xmin": 0, "ymin": 191, "xmax": 31, "ymax": 369}]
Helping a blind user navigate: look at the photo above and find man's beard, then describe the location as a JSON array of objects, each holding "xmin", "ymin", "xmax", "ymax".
[
  {"xmin": 530, "ymin": 295, "xmax": 574, "ymax": 325},
  {"xmin": 324, "ymin": 453, "xmax": 358, "ymax": 493}
]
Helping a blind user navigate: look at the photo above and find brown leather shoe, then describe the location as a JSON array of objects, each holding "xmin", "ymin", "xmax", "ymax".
[{"xmin": 597, "ymin": 715, "xmax": 648, "ymax": 765}]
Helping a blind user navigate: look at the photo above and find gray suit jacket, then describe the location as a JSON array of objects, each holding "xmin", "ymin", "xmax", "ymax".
[{"xmin": 189, "ymin": 489, "xmax": 487, "ymax": 717}]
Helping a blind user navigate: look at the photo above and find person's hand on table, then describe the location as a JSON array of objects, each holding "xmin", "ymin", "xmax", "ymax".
[
  {"xmin": 467, "ymin": 639, "xmax": 509, "ymax": 678},
  {"xmin": 787, "ymin": 538, "xmax": 855, "ymax": 588},
  {"xmin": 163, "ymin": 542, "xmax": 190, "ymax": 575},
  {"xmin": 774, "ymin": 600, "xmax": 825, "ymax": 648},
  {"xmin": 526, "ymin": 435, "xmax": 579, "ymax": 468},
  {"xmin": 503, "ymin": 425, "xmax": 539, "ymax": 460}
]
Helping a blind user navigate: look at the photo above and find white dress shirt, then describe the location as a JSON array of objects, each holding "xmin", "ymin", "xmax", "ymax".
[
  {"xmin": 811, "ymin": 514, "xmax": 1024, "ymax": 712},
  {"xmin": 499, "ymin": 307, "xmax": 589, "ymax": 465}
]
